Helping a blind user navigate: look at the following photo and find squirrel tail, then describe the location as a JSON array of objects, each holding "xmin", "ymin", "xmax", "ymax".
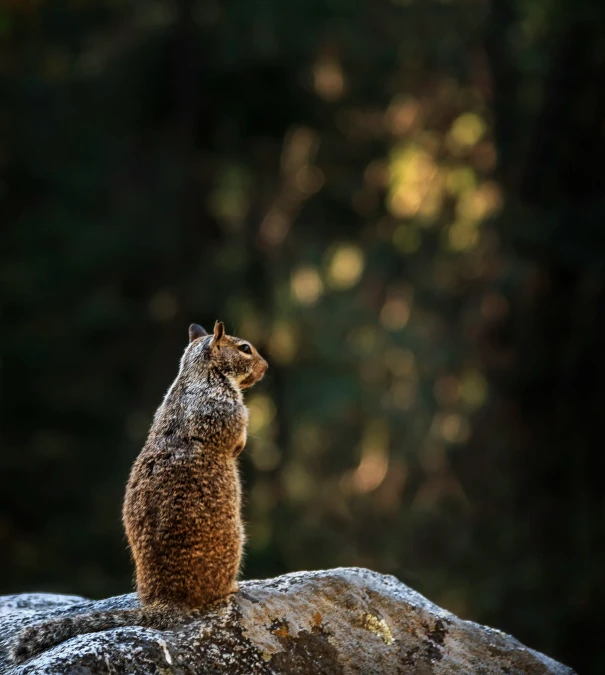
[{"xmin": 10, "ymin": 606, "xmax": 181, "ymax": 664}]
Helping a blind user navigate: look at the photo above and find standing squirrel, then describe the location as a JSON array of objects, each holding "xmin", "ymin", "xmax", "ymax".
[{"xmin": 10, "ymin": 321, "xmax": 268, "ymax": 663}]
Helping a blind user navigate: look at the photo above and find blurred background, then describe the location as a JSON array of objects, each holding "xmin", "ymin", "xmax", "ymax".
[{"xmin": 1, "ymin": 0, "xmax": 604, "ymax": 672}]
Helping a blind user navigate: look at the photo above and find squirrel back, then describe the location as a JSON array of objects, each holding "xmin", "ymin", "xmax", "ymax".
[{"xmin": 10, "ymin": 321, "xmax": 268, "ymax": 664}]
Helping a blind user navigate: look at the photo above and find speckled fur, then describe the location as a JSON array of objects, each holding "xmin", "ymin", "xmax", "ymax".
[{"xmin": 10, "ymin": 321, "xmax": 267, "ymax": 664}]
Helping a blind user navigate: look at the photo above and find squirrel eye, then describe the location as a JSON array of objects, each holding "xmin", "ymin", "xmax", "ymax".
[{"xmin": 238, "ymin": 343, "xmax": 252, "ymax": 354}]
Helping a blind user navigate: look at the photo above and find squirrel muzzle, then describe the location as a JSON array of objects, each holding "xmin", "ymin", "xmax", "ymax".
[{"xmin": 240, "ymin": 358, "xmax": 268, "ymax": 389}]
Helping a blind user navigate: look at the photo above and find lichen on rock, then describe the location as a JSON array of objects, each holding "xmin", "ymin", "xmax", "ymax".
[{"xmin": 0, "ymin": 567, "xmax": 576, "ymax": 674}]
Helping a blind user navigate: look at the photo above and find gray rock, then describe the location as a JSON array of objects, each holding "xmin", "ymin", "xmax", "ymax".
[{"xmin": 0, "ymin": 567, "xmax": 575, "ymax": 674}]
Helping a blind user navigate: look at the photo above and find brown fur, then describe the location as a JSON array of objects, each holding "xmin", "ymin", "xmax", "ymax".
[{"xmin": 10, "ymin": 321, "xmax": 267, "ymax": 663}]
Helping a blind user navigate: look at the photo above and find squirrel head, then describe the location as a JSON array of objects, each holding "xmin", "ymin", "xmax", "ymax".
[{"xmin": 186, "ymin": 321, "xmax": 268, "ymax": 390}]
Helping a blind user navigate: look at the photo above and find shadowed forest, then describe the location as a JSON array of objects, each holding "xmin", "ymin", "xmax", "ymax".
[{"xmin": 1, "ymin": 1, "xmax": 604, "ymax": 673}]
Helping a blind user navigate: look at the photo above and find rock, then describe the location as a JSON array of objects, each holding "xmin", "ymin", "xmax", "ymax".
[{"xmin": 0, "ymin": 567, "xmax": 575, "ymax": 674}]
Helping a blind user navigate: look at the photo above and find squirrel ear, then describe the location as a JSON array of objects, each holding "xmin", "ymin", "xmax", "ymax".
[
  {"xmin": 213, "ymin": 320, "xmax": 225, "ymax": 344},
  {"xmin": 189, "ymin": 324, "xmax": 208, "ymax": 343}
]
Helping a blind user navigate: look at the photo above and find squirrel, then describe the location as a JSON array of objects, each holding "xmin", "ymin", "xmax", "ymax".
[{"xmin": 10, "ymin": 320, "xmax": 268, "ymax": 664}]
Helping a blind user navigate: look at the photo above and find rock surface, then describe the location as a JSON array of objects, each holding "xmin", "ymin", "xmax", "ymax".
[{"xmin": 0, "ymin": 568, "xmax": 575, "ymax": 674}]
